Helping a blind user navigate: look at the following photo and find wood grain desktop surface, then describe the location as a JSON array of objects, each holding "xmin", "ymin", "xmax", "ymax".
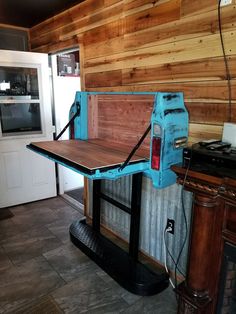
[{"xmin": 30, "ymin": 139, "xmax": 149, "ymax": 170}]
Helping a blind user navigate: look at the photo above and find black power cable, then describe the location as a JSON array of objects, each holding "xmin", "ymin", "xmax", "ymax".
[
  {"xmin": 163, "ymin": 152, "xmax": 192, "ymax": 289},
  {"xmin": 218, "ymin": 0, "xmax": 232, "ymax": 122},
  {"xmin": 174, "ymin": 149, "xmax": 192, "ymax": 289},
  {"xmin": 174, "ymin": 177, "xmax": 189, "ymax": 288},
  {"xmin": 163, "ymin": 228, "xmax": 185, "ymax": 277}
]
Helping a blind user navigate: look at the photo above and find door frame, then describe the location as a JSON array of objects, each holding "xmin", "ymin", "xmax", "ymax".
[{"xmin": 49, "ymin": 47, "xmax": 86, "ymax": 212}]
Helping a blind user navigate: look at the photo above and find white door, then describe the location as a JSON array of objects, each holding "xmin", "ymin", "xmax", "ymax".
[
  {"xmin": 51, "ymin": 53, "xmax": 83, "ymax": 195},
  {"xmin": 0, "ymin": 50, "xmax": 56, "ymax": 208}
]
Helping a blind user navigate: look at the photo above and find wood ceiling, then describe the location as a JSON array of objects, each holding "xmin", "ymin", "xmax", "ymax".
[{"xmin": 0, "ymin": 0, "xmax": 85, "ymax": 28}]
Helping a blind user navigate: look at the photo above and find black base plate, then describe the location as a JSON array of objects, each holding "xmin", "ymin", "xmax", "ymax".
[{"xmin": 69, "ymin": 219, "xmax": 169, "ymax": 296}]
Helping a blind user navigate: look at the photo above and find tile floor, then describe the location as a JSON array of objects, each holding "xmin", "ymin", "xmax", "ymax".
[{"xmin": 0, "ymin": 197, "xmax": 177, "ymax": 313}]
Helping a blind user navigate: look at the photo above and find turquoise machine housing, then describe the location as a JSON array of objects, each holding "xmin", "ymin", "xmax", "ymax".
[{"xmin": 68, "ymin": 91, "xmax": 188, "ymax": 189}]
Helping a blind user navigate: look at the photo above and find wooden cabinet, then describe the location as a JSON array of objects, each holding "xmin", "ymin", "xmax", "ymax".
[
  {"xmin": 172, "ymin": 166, "xmax": 236, "ymax": 314},
  {"xmin": 223, "ymin": 202, "xmax": 236, "ymax": 243}
]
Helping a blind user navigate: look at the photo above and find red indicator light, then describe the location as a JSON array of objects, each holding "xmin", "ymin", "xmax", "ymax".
[{"xmin": 151, "ymin": 137, "xmax": 161, "ymax": 170}]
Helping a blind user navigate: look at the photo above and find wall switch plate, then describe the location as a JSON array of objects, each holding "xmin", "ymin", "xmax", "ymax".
[
  {"xmin": 222, "ymin": 123, "xmax": 236, "ymax": 146},
  {"xmin": 220, "ymin": 0, "xmax": 232, "ymax": 6}
]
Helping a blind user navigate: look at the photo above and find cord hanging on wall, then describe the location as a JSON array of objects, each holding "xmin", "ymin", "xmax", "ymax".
[{"xmin": 218, "ymin": 0, "xmax": 232, "ymax": 122}]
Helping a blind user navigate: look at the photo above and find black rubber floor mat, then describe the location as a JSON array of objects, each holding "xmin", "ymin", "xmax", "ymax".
[
  {"xmin": 70, "ymin": 219, "xmax": 169, "ymax": 296},
  {"xmin": 66, "ymin": 187, "xmax": 84, "ymax": 204}
]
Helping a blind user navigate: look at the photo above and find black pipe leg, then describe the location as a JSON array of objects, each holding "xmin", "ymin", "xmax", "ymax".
[
  {"xmin": 93, "ymin": 179, "xmax": 101, "ymax": 232},
  {"xmin": 129, "ymin": 172, "xmax": 143, "ymax": 260}
]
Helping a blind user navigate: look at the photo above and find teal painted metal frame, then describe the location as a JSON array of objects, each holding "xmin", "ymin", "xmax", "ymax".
[
  {"xmin": 28, "ymin": 91, "xmax": 188, "ymax": 189},
  {"xmin": 69, "ymin": 91, "xmax": 188, "ymax": 188}
]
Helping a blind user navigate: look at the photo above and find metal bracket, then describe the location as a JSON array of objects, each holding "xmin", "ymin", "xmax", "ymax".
[{"xmin": 55, "ymin": 102, "xmax": 80, "ymax": 140}]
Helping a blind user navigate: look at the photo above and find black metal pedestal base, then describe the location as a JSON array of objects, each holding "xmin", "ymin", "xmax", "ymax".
[{"xmin": 70, "ymin": 219, "xmax": 169, "ymax": 296}]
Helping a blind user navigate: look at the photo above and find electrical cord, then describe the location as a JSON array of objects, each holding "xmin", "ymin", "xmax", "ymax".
[
  {"xmin": 174, "ymin": 149, "xmax": 192, "ymax": 289},
  {"xmin": 218, "ymin": 0, "xmax": 232, "ymax": 122},
  {"xmin": 163, "ymin": 228, "xmax": 176, "ymax": 289},
  {"xmin": 163, "ymin": 227, "xmax": 185, "ymax": 278},
  {"xmin": 163, "ymin": 148, "xmax": 192, "ymax": 290}
]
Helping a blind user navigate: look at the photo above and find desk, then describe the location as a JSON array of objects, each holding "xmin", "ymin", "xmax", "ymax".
[
  {"xmin": 26, "ymin": 91, "xmax": 189, "ymax": 296},
  {"xmin": 28, "ymin": 139, "xmax": 169, "ymax": 295},
  {"xmin": 28, "ymin": 139, "xmax": 148, "ymax": 174}
]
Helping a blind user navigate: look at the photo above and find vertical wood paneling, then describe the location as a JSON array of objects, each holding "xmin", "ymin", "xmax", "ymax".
[
  {"xmin": 83, "ymin": 31, "xmax": 236, "ymax": 73},
  {"xmin": 87, "ymin": 94, "xmax": 153, "ymax": 149},
  {"xmin": 85, "ymin": 69, "xmax": 122, "ymax": 88},
  {"xmin": 122, "ymin": 57, "xmax": 236, "ymax": 84},
  {"xmin": 181, "ymin": 0, "xmax": 220, "ymax": 17},
  {"xmin": 88, "ymin": 95, "xmax": 99, "ymax": 138},
  {"xmin": 83, "ymin": 20, "xmax": 124, "ymax": 46},
  {"xmin": 124, "ymin": 0, "xmax": 181, "ymax": 34}
]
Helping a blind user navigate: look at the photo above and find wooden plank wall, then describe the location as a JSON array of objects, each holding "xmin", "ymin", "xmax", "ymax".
[{"xmin": 29, "ymin": 0, "xmax": 236, "ymax": 144}]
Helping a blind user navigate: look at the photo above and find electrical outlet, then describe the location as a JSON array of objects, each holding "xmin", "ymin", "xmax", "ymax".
[
  {"xmin": 166, "ymin": 219, "xmax": 175, "ymax": 234},
  {"xmin": 220, "ymin": 0, "xmax": 232, "ymax": 7}
]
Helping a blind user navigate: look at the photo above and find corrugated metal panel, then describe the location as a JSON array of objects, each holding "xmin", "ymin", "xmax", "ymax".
[{"xmin": 88, "ymin": 175, "xmax": 192, "ymax": 275}]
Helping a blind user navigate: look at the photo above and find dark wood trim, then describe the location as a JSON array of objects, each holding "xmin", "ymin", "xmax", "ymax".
[{"xmin": 172, "ymin": 165, "xmax": 236, "ymax": 314}]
